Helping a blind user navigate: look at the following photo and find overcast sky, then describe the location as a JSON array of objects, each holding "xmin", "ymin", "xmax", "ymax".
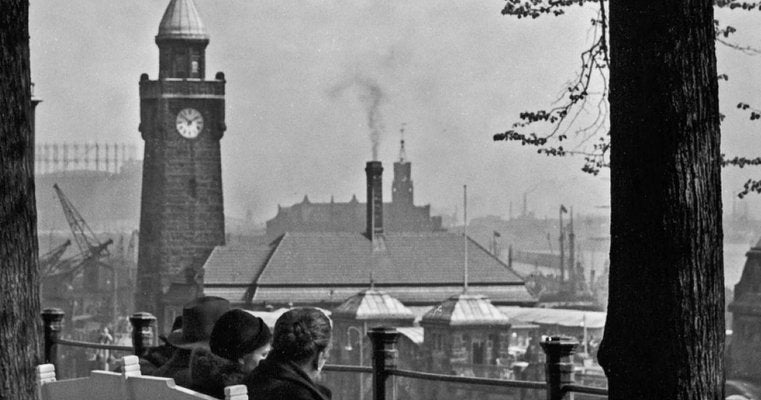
[{"xmin": 29, "ymin": 1, "xmax": 761, "ymax": 224}]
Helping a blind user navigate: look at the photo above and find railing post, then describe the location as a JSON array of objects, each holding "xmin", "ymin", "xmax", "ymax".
[
  {"xmin": 368, "ymin": 327, "xmax": 400, "ymax": 400},
  {"xmin": 130, "ymin": 312, "xmax": 156, "ymax": 357},
  {"xmin": 41, "ymin": 308, "xmax": 65, "ymax": 371},
  {"xmin": 540, "ymin": 336, "xmax": 578, "ymax": 400}
]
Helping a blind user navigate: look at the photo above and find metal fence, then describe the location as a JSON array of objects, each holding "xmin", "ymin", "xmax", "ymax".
[
  {"xmin": 41, "ymin": 308, "xmax": 156, "ymax": 375},
  {"xmin": 324, "ymin": 328, "xmax": 607, "ymax": 400},
  {"xmin": 42, "ymin": 309, "xmax": 608, "ymax": 400}
]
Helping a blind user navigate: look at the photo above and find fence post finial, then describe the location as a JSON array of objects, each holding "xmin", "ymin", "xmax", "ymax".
[
  {"xmin": 129, "ymin": 312, "xmax": 156, "ymax": 357},
  {"xmin": 41, "ymin": 308, "xmax": 65, "ymax": 369},
  {"xmin": 540, "ymin": 336, "xmax": 578, "ymax": 400},
  {"xmin": 368, "ymin": 327, "xmax": 400, "ymax": 400}
]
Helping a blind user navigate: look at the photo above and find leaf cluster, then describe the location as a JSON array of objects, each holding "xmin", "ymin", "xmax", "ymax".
[
  {"xmin": 737, "ymin": 103, "xmax": 761, "ymax": 120},
  {"xmin": 496, "ymin": 0, "xmax": 761, "ymax": 192},
  {"xmin": 502, "ymin": 0, "xmax": 594, "ymax": 18},
  {"xmin": 715, "ymin": 0, "xmax": 761, "ymax": 10},
  {"xmin": 495, "ymin": 0, "xmax": 610, "ymax": 175}
]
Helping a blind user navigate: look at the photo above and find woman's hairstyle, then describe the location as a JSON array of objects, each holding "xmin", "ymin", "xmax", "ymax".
[
  {"xmin": 209, "ymin": 309, "xmax": 272, "ymax": 361},
  {"xmin": 271, "ymin": 308, "xmax": 332, "ymax": 364}
]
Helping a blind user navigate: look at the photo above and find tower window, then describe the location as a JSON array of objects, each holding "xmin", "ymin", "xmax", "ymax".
[
  {"xmin": 175, "ymin": 53, "xmax": 187, "ymax": 78},
  {"xmin": 472, "ymin": 340, "xmax": 485, "ymax": 364},
  {"xmin": 188, "ymin": 178, "xmax": 197, "ymax": 199},
  {"xmin": 191, "ymin": 61, "xmax": 199, "ymax": 75}
]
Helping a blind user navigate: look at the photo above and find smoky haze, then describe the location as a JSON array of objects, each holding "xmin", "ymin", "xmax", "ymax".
[{"xmin": 29, "ymin": 1, "xmax": 761, "ymax": 224}]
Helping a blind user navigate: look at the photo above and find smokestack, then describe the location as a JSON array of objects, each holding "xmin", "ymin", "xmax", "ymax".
[{"xmin": 366, "ymin": 161, "xmax": 384, "ymax": 238}]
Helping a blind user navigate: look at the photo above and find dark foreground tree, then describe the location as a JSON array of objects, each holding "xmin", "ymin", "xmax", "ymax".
[
  {"xmin": 595, "ymin": 1, "xmax": 725, "ymax": 399},
  {"xmin": 0, "ymin": 1, "xmax": 42, "ymax": 399}
]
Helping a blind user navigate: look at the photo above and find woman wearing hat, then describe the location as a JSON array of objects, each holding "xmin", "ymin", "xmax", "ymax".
[
  {"xmin": 156, "ymin": 296, "xmax": 230, "ymax": 387},
  {"xmin": 243, "ymin": 308, "xmax": 333, "ymax": 400},
  {"xmin": 190, "ymin": 309, "xmax": 272, "ymax": 399}
]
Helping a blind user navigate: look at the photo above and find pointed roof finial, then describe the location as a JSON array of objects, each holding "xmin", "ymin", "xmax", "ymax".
[
  {"xmin": 369, "ymin": 271, "xmax": 375, "ymax": 289},
  {"xmin": 157, "ymin": 0, "xmax": 209, "ymax": 40},
  {"xmin": 398, "ymin": 123, "xmax": 408, "ymax": 163}
]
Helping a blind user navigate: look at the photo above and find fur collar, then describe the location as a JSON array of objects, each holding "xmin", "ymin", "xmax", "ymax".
[{"xmin": 189, "ymin": 347, "xmax": 247, "ymax": 398}]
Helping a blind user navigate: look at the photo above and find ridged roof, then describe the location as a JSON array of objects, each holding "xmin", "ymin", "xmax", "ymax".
[
  {"xmin": 256, "ymin": 232, "xmax": 525, "ymax": 285},
  {"xmin": 157, "ymin": 0, "xmax": 209, "ymax": 40},
  {"xmin": 332, "ymin": 289, "xmax": 415, "ymax": 321},
  {"xmin": 202, "ymin": 243, "xmax": 275, "ymax": 284},
  {"xmin": 421, "ymin": 293, "xmax": 511, "ymax": 327},
  {"xmin": 498, "ymin": 306, "xmax": 606, "ymax": 329},
  {"xmin": 251, "ymin": 285, "xmax": 536, "ymax": 306}
]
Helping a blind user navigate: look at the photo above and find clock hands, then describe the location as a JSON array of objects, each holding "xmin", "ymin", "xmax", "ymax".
[{"xmin": 176, "ymin": 108, "xmax": 203, "ymax": 138}]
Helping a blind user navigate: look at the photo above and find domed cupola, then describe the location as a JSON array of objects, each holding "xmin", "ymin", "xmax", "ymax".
[{"xmin": 155, "ymin": 0, "xmax": 210, "ymax": 79}]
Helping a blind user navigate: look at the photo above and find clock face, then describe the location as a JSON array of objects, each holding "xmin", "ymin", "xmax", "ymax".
[{"xmin": 175, "ymin": 108, "xmax": 204, "ymax": 139}]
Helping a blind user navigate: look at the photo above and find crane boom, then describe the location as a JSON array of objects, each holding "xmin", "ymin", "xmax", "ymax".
[
  {"xmin": 53, "ymin": 184, "xmax": 110, "ymax": 257},
  {"xmin": 40, "ymin": 239, "xmax": 71, "ymax": 276}
]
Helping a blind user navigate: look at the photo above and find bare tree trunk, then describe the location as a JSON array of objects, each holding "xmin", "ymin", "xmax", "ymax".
[
  {"xmin": 597, "ymin": 1, "xmax": 724, "ymax": 399},
  {"xmin": 0, "ymin": 1, "xmax": 42, "ymax": 399}
]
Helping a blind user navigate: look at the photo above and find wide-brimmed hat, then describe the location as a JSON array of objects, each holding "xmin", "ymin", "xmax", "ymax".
[
  {"xmin": 159, "ymin": 315, "xmax": 184, "ymax": 345},
  {"xmin": 210, "ymin": 309, "xmax": 272, "ymax": 361},
  {"xmin": 166, "ymin": 296, "xmax": 230, "ymax": 349}
]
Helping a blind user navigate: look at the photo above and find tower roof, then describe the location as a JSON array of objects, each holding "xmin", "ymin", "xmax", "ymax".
[
  {"xmin": 157, "ymin": 0, "xmax": 209, "ymax": 41},
  {"xmin": 421, "ymin": 293, "xmax": 511, "ymax": 327},
  {"xmin": 332, "ymin": 289, "xmax": 415, "ymax": 321}
]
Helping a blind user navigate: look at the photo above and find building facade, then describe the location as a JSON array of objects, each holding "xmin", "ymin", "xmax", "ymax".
[
  {"xmin": 203, "ymin": 160, "xmax": 536, "ymax": 310},
  {"xmin": 729, "ymin": 238, "xmax": 761, "ymax": 383},
  {"xmin": 265, "ymin": 141, "xmax": 442, "ymax": 238}
]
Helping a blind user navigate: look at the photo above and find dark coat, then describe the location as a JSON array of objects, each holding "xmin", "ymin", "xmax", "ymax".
[
  {"xmin": 111, "ymin": 344, "xmax": 174, "ymax": 376},
  {"xmin": 244, "ymin": 358, "xmax": 332, "ymax": 400},
  {"xmin": 189, "ymin": 347, "xmax": 247, "ymax": 399},
  {"xmin": 140, "ymin": 343, "xmax": 175, "ymax": 375},
  {"xmin": 155, "ymin": 348, "xmax": 193, "ymax": 388}
]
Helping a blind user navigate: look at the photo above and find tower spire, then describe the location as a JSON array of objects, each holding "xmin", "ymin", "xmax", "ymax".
[
  {"xmin": 398, "ymin": 123, "xmax": 407, "ymax": 163},
  {"xmin": 157, "ymin": 0, "xmax": 209, "ymax": 40}
]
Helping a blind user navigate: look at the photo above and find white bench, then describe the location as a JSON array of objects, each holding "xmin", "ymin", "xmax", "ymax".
[{"xmin": 36, "ymin": 355, "xmax": 247, "ymax": 400}]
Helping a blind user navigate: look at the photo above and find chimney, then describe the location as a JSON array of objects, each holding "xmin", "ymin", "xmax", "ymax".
[{"xmin": 365, "ymin": 161, "xmax": 384, "ymax": 238}]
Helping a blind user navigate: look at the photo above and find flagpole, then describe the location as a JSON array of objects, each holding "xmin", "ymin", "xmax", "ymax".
[
  {"xmin": 559, "ymin": 205, "xmax": 565, "ymax": 283},
  {"xmin": 583, "ymin": 313, "xmax": 588, "ymax": 354},
  {"xmin": 463, "ymin": 184, "xmax": 468, "ymax": 293}
]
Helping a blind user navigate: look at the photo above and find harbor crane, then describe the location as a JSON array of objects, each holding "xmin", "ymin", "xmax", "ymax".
[{"xmin": 41, "ymin": 185, "xmax": 116, "ymax": 325}]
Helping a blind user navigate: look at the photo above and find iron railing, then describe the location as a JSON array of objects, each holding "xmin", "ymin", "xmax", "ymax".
[
  {"xmin": 42, "ymin": 309, "xmax": 608, "ymax": 400},
  {"xmin": 323, "ymin": 328, "xmax": 608, "ymax": 400},
  {"xmin": 41, "ymin": 308, "xmax": 156, "ymax": 373}
]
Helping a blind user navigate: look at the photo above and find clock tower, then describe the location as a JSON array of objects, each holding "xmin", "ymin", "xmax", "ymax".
[{"xmin": 136, "ymin": 0, "xmax": 226, "ymax": 328}]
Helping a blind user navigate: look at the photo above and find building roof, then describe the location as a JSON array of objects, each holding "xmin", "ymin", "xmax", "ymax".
[
  {"xmin": 332, "ymin": 289, "xmax": 415, "ymax": 321},
  {"xmin": 203, "ymin": 244, "xmax": 274, "ymax": 284},
  {"xmin": 397, "ymin": 327, "xmax": 424, "ymax": 345},
  {"xmin": 497, "ymin": 306, "xmax": 607, "ymax": 329},
  {"xmin": 421, "ymin": 293, "xmax": 511, "ymax": 327},
  {"xmin": 157, "ymin": 0, "xmax": 209, "ymax": 40},
  {"xmin": 202, "ymin": 230, "xmax": 536, "ymax": 306},
  {"xmin": 250, "ymin": 285, "xmax": 535, "ymax": 306},
  {"xmin": 257, "ymin": 232, "xmax": 525, "ymax": 286}
]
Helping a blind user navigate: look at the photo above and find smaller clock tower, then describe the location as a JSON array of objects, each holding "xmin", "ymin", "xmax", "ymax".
[
  {"xmin": 136, "ymin": 0, "xmax": 226, "ymax": 328},
  {"xmin": 392, "ymin": 137, "xmax": 413, "ymax": 205}
]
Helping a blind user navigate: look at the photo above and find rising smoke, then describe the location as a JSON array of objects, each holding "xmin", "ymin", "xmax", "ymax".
[{"xmin": 328, "ymin": 75, "xmax": 386, "ymax": 161}]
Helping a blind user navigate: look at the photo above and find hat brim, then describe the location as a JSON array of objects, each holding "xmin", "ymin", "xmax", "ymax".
[{"xmin": 165, "ymin": 330, "xmax": 210, "ymax": 350}]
